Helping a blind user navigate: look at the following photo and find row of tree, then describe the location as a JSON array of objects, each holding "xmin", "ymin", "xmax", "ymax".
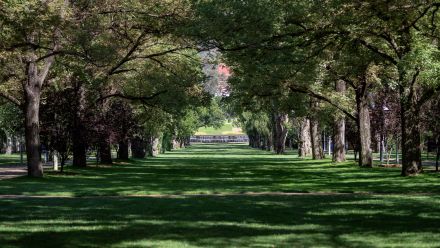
[
  {"xmin": 0, "ymin": 0, "xmax": 227, "ymax": 177},
  {"xmin": 0, "ymin": 0, "xmax": 439, "ymax": 177},
  {"xmin": 193, "ymin": 0, "xmax": 440, "ymax": 176}
]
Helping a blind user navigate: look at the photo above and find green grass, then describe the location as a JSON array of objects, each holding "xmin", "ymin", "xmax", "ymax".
[
  {"xmin": 195, "ymin": 122, "xmax": 244, "ymax": 135},
  {"xmin": 0, "ymin": 153, "xmax": 24, "ymax": 166},
  {"xmin": 1, "ymin": 143, "xmax": 440, "ymax": 247}
]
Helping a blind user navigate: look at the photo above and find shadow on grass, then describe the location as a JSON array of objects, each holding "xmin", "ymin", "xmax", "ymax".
[
  {"xmin": 0, "ymin": 154, "xmax": 23, "ymax": 166},
  {"xmin": 1, "ymin": 194, "xmax": 440, "ymax": 247},
  {"xmin": 1, "ymin": 144, "xmax": 440, "ymax": 196}
]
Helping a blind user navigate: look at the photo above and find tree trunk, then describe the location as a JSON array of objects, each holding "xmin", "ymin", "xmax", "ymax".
[
  {"xmin": 148, "ymin": 137, "xmax": 160, "ymax": 157},
  {"xmin": 24, "ymin": 86, "xmax": 43, "ymax": 177},
  {"xmin": 60, "ymin": 155, "xmax": 67, "ymax": 173},
  {"xmin": 273, "ymin": 113, "xmax": 288, "ymax": 154},
  {"xmin": 298, "ymin": 118, "xmax": 312, "ymax": 157},
  {"xmin": 72, "ymin": 133, "xmax": 87, "ymax": 167},
  {"xmin": 53, "ymin": 151, "xmax": 59, "ymax": 171},
  {"xmin": 400, "ymin": 97, "xmax": 422, "ymax": 176},
  {"xmin": 436, "ymin": 142, "xmax": 439, "ymax": 172},
  {"xmin": 266, "ymin": 134, "xmax": 273, "ymax": 151},
  {"xmin": 118, "ymin": 140, "xmax": 129, "ymax": 160},
  {"xmin": 356, "ymin": 89, "xmax": 373, "ymax": 167},
  {"xmin": 310, "ymin": 118, "xmax": 324, "ymax": 159},
  {"xmin": 4, "ymin": 131, "xmax": 13, "ymax": 155},
  {"xmin": 12, "ymin": 136, "xmax": 19, "ymax": 153},
  {"xmin": 99, "ymin": 140, "xmax": 112, "ymax": 164},
  {"xmin": 333, "ymin": 80, "xmax": 346, "ymax": 162},
  {"xmin": 131, "ymin": 137, "xmax": 146, "ymax": 158},
  {"xmin": 333, "ymin": 117, "xmax": 346, "ymax": 162},
  {"xmin": 309, "ymin": 100, "xmax": 324, "ymax": 160},
  {"xmin": 72, "ymin": 83, "xmax": 87, "ymax": 167}
]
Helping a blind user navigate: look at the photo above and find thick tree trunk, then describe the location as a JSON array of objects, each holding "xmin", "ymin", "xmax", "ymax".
[
  {"xmin": 400, "ymin": 98, "xmax": 422, "ymax": 176},
  {"xmin": 309, "ymin": 100, "xmax": 324, "ymax": 160},
  {"xmin": 298, "ymin": 118, "xmax": 312, "ymax": 157},
  {"xmin": 131, "ymin": 137, "xmax": 146, "ymax": 158},
  {"xmin": 356, "ymin": 90, "xmax": 373, "ymax": 167},
  {"xmin": 310, "ymin": 118, "xmax": 324, "ymax": 159},
  {"xmin": 333, "ymin": 117, "xmax": 346, "ymax": 162},
  {"xmin": 147, "ymin": 137, "xmax": 160, "ymax": 157},
  {"xmin": 333, "ymin": 80, "xmax": 346, "ymax": 162},
  {"xmin": 72, "ymin": 133, "xmax": 87, "ymax": 167},
  {"xmin": 99, "ymin": 140, "xmax": 112, "ymax": 164},
  {"xmin": 118, "ymin": 140, "xmax": 129, "ymax": 160},
  {"xmin": 273, "ymin": 114, "xmax": 288, "ymax": 154},
  {"xmin": 266, "ymin": 134, "xmax": 273, "ymax": 151},
  {"xmin": 24, "ymin": 90, "xmax": 43, "ymax": 177},
  {"xmin": 72, "ymin": 84, "xmax": 87, "ymax": 167}
]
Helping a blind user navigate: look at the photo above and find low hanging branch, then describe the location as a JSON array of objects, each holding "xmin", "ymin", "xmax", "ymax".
[
  {"xmin": 96, "ymin": 90, "xmax": 168, "ymax": 104},
  {"xmin": 288, "ymin": 85, "xmax": 357, "ymax": 121},
  {"xmin": 0, "ymin": 92, "xmax": 22, "ymax": 107}
]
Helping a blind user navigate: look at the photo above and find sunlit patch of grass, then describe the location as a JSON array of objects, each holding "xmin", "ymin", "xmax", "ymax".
[
  {"xmin": 0, "ymin": 195, "xmax": 440, "ymax": 247},
  {"xmin": 0, "ymin": 143, "xmax": 439, "ymax": 196},
  {"xmin": 1, "ymin": 144, "xmax": 440, "ymax": 247}
]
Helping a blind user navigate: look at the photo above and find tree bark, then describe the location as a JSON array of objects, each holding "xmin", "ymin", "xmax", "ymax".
[
  {"xmin": 273, "ymin": 113, "xmax": 288, "ymax": 154},
  {"xmin": 4, "ymin": 131, "xmax": 13, "ymax": 155},
  {"xmin": 310, "ymin": 100, "xmax": 324, "ymax": 160},
  {"xmin": 333, "ymin": 117, "xmax": 346, "ymax": 162},
  {"xmin": 72, "ymin": 83, "xmax": 87, "ymax": 167},
  {"xmin": 12, "ymin": 136, "xmax": 20, "ymax": 153},
  {"xmin": 298, "ymin": 118, "xmax": 312, "ymax": 157},
  {"xmin": 118, "ymin": 140, "xmax": 129, "ymax": 160},
  {"xmin": 436, "ymin": 139, "xmax": 439, "ymax": 172},
  {"xmin": 72, "ymin": 131, "xmax": 87, "ymax": 167},
  {"xmin": 310, "ymin": 118, "xmax": 324, "ymax": 159},
  {"xmin": 400, "ymin": 91, "xmax": 422, "ymax": 176},
  {"xmin": 356, "ymin": 85, "xmax": 373, "ymax": 167},
  {"xmin": 333, "ymin": 80, "xmax": 346, "ymax": 162},
  {"xmin": 148, "ymin": 137, "xmax": 160, "ymax": 157},
  {"xmin": 99, "ymin": 140, "xmax": 112, "ymax": 164},
  {"xmin": 131, "ymin": 137, "xmax": 146, "ymax": 158},
  {"xmin": 24, "ymin": 87, "xmax": 43, "ymax": 177}
]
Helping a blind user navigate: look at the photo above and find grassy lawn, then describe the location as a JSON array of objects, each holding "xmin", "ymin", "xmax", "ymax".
[
  {"xmin": 195, "ymin": 122, "xmax": 244, "ymax": 135},
  {"xmin": 0, "ymin": 154, "xmax": 24, "ymax": 166},
  {"xmin": 1, "ymin": 143, "xmax": 440, "ymax": 247}
]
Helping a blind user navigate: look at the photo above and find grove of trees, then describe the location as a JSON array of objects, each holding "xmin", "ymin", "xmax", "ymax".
[{"xmin": 0, "ymin": 0, "xmax": 439, "ymax": 177}]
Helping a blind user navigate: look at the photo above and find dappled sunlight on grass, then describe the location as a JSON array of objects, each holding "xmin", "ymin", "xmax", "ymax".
[
  {"xmin": 0, "ymin": 143, "xmax": 439, "ymax": 196},
  {"xmin": 1, "ymin": 195, "xmax": 440, "ymax": 247},
  {"xmin": 0, "ymin": 154, "xmax": 24, "ymax": 166},
  {"xmin": 1, "ymin": 144, "xmax": 440, "ymax": 247}
]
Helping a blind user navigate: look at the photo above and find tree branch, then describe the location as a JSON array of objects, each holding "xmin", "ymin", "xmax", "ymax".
[
  {"xmin": 96, "ymin": 90, "xmax": 168, "ymax": 103},
  {"xmin": 0, "ymin": 91, "xmax": 22, "ymax": 107},
  {"xmin": 288, "ymin": 85, "xmax": 357, "ymax": 121},
  {"xmin": 357, "ymin": 38, "xmax": 398, "ymax": 65},
  {"xmin": 107, "ymin": 30, "xmax": 149, "ymax": 76}
]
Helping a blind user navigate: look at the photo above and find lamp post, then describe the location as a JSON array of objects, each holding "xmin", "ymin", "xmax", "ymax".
[{"xmin": 380, "ymin": 105, "xmax": 391, "ymax": 165}]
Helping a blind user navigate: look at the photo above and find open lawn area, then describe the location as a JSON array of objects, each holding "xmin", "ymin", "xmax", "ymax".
[
  {"xmin": 195, "ymin": 122, "xmax": 244, "ymax": 135},
  {"xmin": 1, "ymin": 143, "xmax": 440, "ymax": 247}
]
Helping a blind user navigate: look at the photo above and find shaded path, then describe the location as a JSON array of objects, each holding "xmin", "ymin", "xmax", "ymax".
[
  {"xmin": 0, "ymin": 165, "xmax": 27, "ymax": 180},
  {"xmin": 0, "ymin": 164, "xmax": 54, "ymax": 180}
]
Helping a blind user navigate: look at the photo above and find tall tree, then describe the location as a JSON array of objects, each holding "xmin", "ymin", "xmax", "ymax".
[{"xmin": 0, "ymin": 1, "xmax": 72, "ymax": 177}]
